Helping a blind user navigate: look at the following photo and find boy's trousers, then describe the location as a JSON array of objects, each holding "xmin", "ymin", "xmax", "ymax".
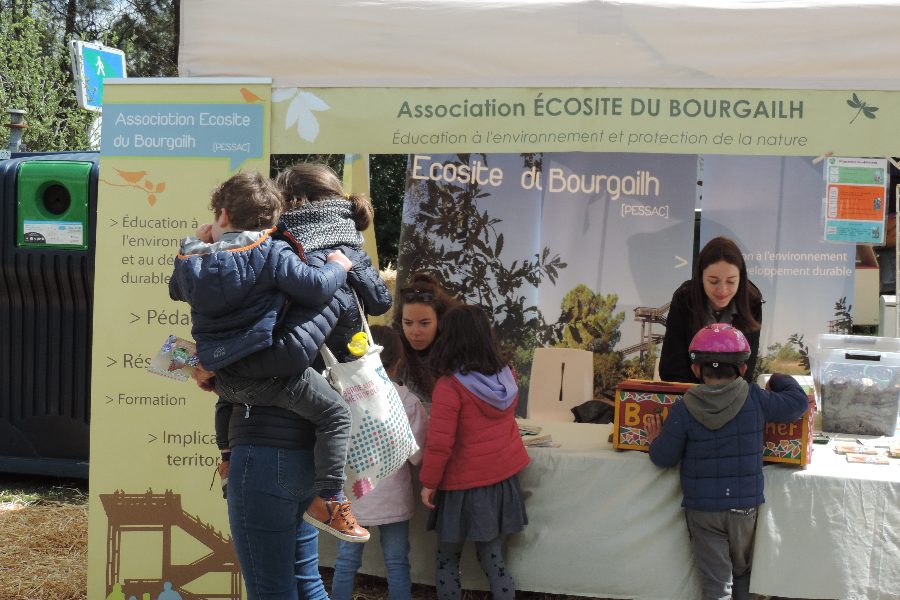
[
  {"xmin": 216, "ymin": 367, "xmax": 351, "ymax": 491},
  {"xmin": 685, "ymin": 506, "xmax": 759, "ymax": 600}
]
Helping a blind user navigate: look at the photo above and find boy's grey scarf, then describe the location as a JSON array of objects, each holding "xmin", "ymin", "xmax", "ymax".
[
  {"xmin": 280, "ymin": 199, "xmax": 364, "ymax": 252},
  {"xmin": 682, "ymin": 378, "xmax": 749, "ymax": 431}
]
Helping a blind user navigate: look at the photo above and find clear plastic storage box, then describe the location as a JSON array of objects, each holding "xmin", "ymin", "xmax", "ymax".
[{"xmin": 808, "ymin": 334, "xmax": 900, "ymax": 436}]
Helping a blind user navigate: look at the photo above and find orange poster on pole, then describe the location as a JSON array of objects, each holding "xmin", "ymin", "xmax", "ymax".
[
  {"xmin": 826, "ymin": 184, "xmax": 884, "ymax": 221},
  {"xmin": 823, "ymin": 156, "xmax": 888, "ymax": 243}
]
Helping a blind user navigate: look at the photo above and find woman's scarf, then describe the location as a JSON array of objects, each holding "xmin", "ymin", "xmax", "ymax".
[{"xmin": 280, "ymin": 198, "xmax": 364, "ymax": 252}]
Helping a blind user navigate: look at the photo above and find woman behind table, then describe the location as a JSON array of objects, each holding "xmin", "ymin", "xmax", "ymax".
[
  {"xmin": 331, "ymin": 325, "xmax": 429, "ymax": 600},
  {"xmin": 659, "ymin": 236, "xmax": 763, "ymax": 385},
  {"xmin": 420, "ymin": 305, "xmax": 530, "ymax": 600},
  {"xmin": 391, "ymin": 273, "xmax": 459, "ymax": 406}
]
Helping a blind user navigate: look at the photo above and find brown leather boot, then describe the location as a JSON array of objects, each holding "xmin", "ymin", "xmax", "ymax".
[{"xmin": 303, "ymin": 496, "xmax": 370, "ymax": 543}]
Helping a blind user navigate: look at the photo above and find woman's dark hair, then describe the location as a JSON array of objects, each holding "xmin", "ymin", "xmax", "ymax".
[
  {"xmin": 390, "ymin": 272, "xmax": 459, "ymax": 396},
  {"xmin": 275, "ymin": 163, "xmax": 374, "ymax": 230},
  {"xmin": 688, "ymin": 236, "xmax": 761, "ymax": 335},
  {"xmin": 430, "ymin": 305, "xmax": 510, "ymax": 377},
  {"xmin": 369, "ymin": 325, "xmax": 402, "ymax": 371}
]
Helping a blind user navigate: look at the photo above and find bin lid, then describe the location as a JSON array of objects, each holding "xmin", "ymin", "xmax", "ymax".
[{"xmin": 811, "ymin": 334, "xmax": 900, "ymax": 356}]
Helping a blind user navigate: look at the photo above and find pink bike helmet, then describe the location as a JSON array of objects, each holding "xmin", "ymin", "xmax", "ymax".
[{"xmin": 689, "ymin": 323, "xmax": 751, "ymax": 367}]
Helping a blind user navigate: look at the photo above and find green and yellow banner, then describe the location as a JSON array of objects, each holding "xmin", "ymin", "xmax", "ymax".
[
  {"xmin": 89, "ymin": 79, "xmax": 270, "ymax": 600},
  {"xmin": 271, "ymin": 87, "xmax": 900, "ymax": 156}
]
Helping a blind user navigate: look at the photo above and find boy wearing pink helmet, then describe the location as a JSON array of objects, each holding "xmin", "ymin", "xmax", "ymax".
[{"xmin": 646, "ymin": 324, "xmax": 808, "ymax": 600}]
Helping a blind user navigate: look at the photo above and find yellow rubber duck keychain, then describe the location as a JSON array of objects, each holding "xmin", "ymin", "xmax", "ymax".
[{"xmin": 347, "ymin": 332, "xmax": 369, "ymax": 356}]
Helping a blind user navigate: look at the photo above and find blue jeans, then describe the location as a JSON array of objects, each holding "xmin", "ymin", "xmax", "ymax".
[
  {"xmin": 331, "ymin": 520, "xmax": 412, "ymax": 600},
  {"xmin": 217, "ymin": 368, "xmax": 351, "ymax": 491},
  {"xmin": 227, "ymin": 444, "xmax": 329, "ymax": 600}
]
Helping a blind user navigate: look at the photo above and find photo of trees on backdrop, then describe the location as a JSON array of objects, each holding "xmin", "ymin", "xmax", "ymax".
[
  {"xmin": 398, "ymin": 152, "xmax": 854, "ymax": 411},
  {"xmin": 397, "ymin": 152, "xmax": 698, "ymax": 409}
]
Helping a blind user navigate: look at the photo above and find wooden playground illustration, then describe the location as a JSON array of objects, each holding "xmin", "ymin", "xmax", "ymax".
[
  {"xmin": 618, "ymin": 302, "xmax": 671, "ymax": 360},
  {"xmin": 100, "ymin": 489, "xmax": 242, "ymax": 600}
]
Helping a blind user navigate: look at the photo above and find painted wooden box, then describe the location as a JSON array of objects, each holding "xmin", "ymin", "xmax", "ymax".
[
  {"xmin": 761, "ymin": 392, "xmax": 816, "ymax": 466},
  {"xmin": 613, "ymin": 379, "xmax": 816, "ymax": 467},
  {"xmin": 613, "ymin": 380, "xmax": 692, "ymax": 450}
]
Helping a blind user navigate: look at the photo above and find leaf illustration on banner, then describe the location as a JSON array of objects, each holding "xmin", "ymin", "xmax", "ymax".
[
  {"xmin": 101, "ymin": 169, "xmax": 167, "ymax": 206},
  {"xmin": 847, "ymin": 93, "xmax": 879, "ymax": 123},
  {"xmin": 272, "ymin": 88, "xmax": 298, "ymax": 103},
  {"xmin": 275, "ymin": 89, "xmax": 330, "ymax": 141}
]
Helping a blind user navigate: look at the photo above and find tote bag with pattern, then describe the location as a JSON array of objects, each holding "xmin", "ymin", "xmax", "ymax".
[{"xmin": 320, "ymin": 293, "xmax": 419, "ymax": 500}]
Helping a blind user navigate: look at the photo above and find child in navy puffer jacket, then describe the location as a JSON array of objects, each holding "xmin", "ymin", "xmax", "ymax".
[
  {"xmin": 170, "ymin": 171, "xmax": 370, "ymax": 543},
  {"xmin": 228, "ymin": 163, "xmax": 393, "ymax": 377},
  {"xmin": 646, "ymin": 323, "xmax": 809, "ymax": 600},
  {"xmin": 212, "ymin": 165, "xmax": 392, "ymax": 540}
]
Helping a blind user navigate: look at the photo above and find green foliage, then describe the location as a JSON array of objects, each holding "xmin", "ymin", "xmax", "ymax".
[
  {"xmin": 834, "ymin": 296, "xmax": 852, "ymax": 333},
  {"xmin": 0, "ymin": 474, "xmax": 88, "ymax": 506},
  {"xmin": 0, "ymin": 7, "xmax": 93, "ymax": 151},
  {"xmin": 368, "ymin": 154, "xmax": 406, "ymax": 266},
  {"xmin": 754, "ymin": 335, "xmax": 810, "ymax": 381},
  {"xmin": 788, "ymin": 333, "xmax": 810, "ymax": 373},
  {"xmin": 768, "ymin": 342, "xmax": 803, "ymax": 364},
  {"xmin": 37, "ymin": 0, "xmax": 118, "ymax": 43},
  {"xmin": 591, "ymin": 351, "xmax": 625, "ymax": 401},
  {"xmin": 269, "ymin": 154, "xmax": 345, "ymax": 180},
  {"xmin": 623, "ymin": 343, "xmax": 658, "ymax": 382},
  {"xmin": 543, "ymin": 284, "xmax": 627, "ymax": 400},
  {"xmin": 752, "ymin": 353, "xmax": 773, "ymax": 383},
  {"xmin": 554, "ymin": 284, "xmax": 624, "ymax": 353},
  {"xmin": 108, "ymin": 0, "xmax": 179, "ymax": 77}
]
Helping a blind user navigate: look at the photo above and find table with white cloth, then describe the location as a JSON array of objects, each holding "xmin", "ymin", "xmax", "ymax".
[{"xmin": 317, "ymin": 420, "xmax": 900, "ymax": 600}]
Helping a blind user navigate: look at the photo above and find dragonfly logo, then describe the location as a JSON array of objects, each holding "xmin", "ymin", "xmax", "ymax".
[{"xmin": 847, "ymin": 93, "xmax": 878, "ymax": 124}]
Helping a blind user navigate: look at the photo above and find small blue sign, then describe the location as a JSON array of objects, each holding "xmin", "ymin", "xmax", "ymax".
[
  {"xmin": 69, "ymin": 41, "xmax": 127, "ymax": 111},
  {"xmin": 825, "ymin": 219, "xmax": 884, "ymax": 243},
  {"xmin": 101, "ymin": 103, "xmax": 265, "ymax": 171}
]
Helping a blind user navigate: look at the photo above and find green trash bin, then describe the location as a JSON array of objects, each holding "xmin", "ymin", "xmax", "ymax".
[{"xmin": 16, "ymin": 161, "xmax": 92, "ymax": 250}]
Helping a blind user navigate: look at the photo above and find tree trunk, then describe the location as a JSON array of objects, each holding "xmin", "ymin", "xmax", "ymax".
[
  {"xmin": 65, "ymin": 0, "xmax": 77, "ymax": 41},
  {"xmin": 171, "ymin": 0, "xmax": 180, "ymax": 73}
]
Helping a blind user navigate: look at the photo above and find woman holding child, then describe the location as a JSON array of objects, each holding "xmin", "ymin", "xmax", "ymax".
[
  {"xmin": 659, "ymin": 236, "xmax": 763, "ymax": 385},
  {"xmin": 185, "ymin": 165, "xmax": 391, "ymax": 600}
]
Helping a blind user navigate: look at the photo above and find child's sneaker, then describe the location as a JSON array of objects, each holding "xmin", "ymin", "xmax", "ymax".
[{"xmin": 303, "ymin": 496, "xmax": 370, "ymax": 543}]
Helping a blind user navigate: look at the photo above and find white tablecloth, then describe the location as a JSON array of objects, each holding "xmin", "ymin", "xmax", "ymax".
[
  {"xmin": 318, "ymin": 421, "xmax": 900, "ymax": 600},
  {"xmin": 754, "ymin": 436, "xmax": 900, "ymax": 600}
]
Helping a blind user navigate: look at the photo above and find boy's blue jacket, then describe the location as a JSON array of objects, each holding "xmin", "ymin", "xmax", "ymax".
[
  {"xmin": 649, "ymin": 374, "xmax": 809, "ymax": 511},
  {"xmin": 222, "ymin": 239, "xmax": 393, "ymax": 378},
  {"xmin": 168, "ymin": 227, "xmax": 347, "ymax": 371}
]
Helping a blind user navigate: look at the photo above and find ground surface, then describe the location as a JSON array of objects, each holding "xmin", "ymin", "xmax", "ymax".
[{"xmin": 0, "ymin": 473, "xmax": 612, "ymax": 600}]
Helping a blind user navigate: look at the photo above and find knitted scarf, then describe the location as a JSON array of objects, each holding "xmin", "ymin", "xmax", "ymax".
[{"xmin": 279, "ymin": 199, "xmax": 364, "ymax": 252}]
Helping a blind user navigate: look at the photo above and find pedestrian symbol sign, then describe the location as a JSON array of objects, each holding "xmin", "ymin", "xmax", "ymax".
[{"xmin": 69, "ymin": 40, "xmax": 127, "ymax": 112}]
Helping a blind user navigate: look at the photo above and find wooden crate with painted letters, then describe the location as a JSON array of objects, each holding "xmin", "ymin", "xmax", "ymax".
[{"xmin": 613, "ymin": 379, "xmax": 816, "ymax": 466}]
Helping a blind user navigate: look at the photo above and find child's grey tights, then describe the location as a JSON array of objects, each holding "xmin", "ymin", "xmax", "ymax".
[{"xmin": 435, "ymin": 535, "xmax": 514, "ymax": 600}]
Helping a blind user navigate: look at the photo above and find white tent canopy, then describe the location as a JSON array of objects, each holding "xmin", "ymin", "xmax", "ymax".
[{"xmin": 180, "ymin": 0, "xmax": 900, "ymax": 89}]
